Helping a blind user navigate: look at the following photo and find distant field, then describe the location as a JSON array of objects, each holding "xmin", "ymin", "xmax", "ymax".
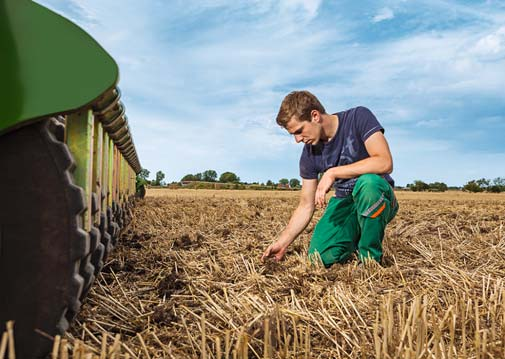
[
  {"xmin": 394, "ymin": 190, "xmax": 505, "ymax": 201},
  {"xmin": 70, "ymin": 188, "xmax": 505, "ymax": 358},
  {"xmin": 147, "ymin": 187, "xmax": 301, "ymax": 198},
  {"xmin": 147, "ymin": 187, "xmax": 505, "ymax": 201}
]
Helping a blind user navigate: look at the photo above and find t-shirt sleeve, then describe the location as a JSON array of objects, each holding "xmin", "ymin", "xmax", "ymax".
[
  {"xmin": 355, "ymin": 106, "xmax": 384, "ymax": 142},
  {"xmin": 299, "ymin": 145, "xmax": 318, "ymax": 179}
]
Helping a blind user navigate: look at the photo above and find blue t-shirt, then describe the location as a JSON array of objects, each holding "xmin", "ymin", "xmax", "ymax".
[{"xmin": 299, "ymin": 106, "xmax": 394, "ymax": 198}]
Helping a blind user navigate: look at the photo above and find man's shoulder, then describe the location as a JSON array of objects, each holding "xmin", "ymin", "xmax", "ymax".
[
  {"xmin": 339, "ymin": 106, "xmax": 378, "ymax": 129},
  {"xmin": 339, "ymin": 106, "xmax": 373, "ymax": 117}
]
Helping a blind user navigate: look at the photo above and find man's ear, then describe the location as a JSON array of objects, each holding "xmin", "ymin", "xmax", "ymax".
[{"xmin": 311, "ymin": 110, "xmax": 320, "ymax": 123}]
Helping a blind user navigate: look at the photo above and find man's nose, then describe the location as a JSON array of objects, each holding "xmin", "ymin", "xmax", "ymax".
[{"xmin": 294, "ymin": 134, "xmax": 303, "ymax": 143}]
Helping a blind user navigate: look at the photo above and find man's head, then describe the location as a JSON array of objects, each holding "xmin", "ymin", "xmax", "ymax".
[
  {"xmin": 276, "ymin": 91, "xmax": 327, "ymax": 145},
  {"xmin": 276, "ymin": 91, "xmax": 326, "ymax": 128}
]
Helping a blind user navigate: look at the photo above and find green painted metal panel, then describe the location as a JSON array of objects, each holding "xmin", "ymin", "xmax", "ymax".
[
  {"xmin": 108, "ymin": 138, "xmax": 114, "ymax": 207},
  {"xmin": 0, "ymin": 0, "xmax": 118, "ymax": 135},
  {"xmin": 102, "ymin": 132, "xmax": 110, "ymax": 212},
  {"xmin": 92, "ymin": 119, "xmax": 103, "ymax": 224},
  {"xmin": 119, "ymin": 153, "xmax": 124, "ymax": 201},
  {"xmin": 66, "ymin": 110, "xmax": 94, "ymax": 231}
]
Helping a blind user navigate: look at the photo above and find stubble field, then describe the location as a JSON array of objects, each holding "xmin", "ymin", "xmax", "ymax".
[{"xmin": 66, "ymin": 189, "xmax": 505, "ymax": 358}]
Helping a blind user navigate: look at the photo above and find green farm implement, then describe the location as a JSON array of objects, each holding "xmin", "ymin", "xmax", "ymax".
[{"xmin": 0, "ymin": 1, "xmax": 141, "ymax": 357}]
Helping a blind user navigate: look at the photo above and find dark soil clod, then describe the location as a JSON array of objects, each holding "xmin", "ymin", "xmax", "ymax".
[
  {"xmin": 157, "ymin": 267, "xmax": 185, "ymax": 298},
  {"xmin": 152, "ymin": 305, "xmax": 178, "ymax": 325}
]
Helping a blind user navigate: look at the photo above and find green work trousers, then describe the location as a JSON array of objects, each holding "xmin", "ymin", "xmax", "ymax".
[{"xmin": 308, "ymin": 174, "xmax": 398, "ymax": 267}]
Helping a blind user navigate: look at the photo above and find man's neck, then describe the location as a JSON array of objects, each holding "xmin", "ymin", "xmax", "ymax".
[{"xmin": 320, "ymin": 113, "xmax": 339, "ymax": 142}]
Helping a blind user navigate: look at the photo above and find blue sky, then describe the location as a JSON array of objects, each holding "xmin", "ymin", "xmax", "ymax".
[{"xmin": 37, "ymin": 0, "xmax": 505, "ymax": 186}]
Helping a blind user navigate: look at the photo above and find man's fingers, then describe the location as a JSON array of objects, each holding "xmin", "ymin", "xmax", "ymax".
[
  {"xmin": 262, "ymin": 244, "xmax": 276, "ymax": 262},
  {"xmin": 261, "ymin": 247, "xmax": 271, "ymax": 262},
  {"xmin": 315, "ymin": 189, "xmax": 322, "ymax": 206},
  {"xmin": 315, "ymin": 190, "xmax": 325, "ymax": 208}
]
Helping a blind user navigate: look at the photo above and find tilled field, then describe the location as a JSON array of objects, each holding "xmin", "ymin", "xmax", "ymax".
[{"xmin": 66, "ymin": 189, "xmax": 505, "ymax": 358}]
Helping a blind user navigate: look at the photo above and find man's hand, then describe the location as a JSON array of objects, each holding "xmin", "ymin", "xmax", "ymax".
[
  {"xmin": 315, "ymin": 170, "xmax": 335, "ymax": 207},
  {"xmin": 261, "ymin": 240, "xmax": 289, "ymax": 262}
]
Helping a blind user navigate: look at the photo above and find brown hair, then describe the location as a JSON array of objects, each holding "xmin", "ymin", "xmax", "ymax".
[{"xmin": 276, "ymin": 90, "xmax": 326, "ymax": 128}]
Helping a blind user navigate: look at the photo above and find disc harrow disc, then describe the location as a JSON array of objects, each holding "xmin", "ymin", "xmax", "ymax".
[
  {"xmin": 76, "ymin": 226, "xmax": 100, "ymax": 303},
  {"xmin": 99, "ymin": 212, "xmax": 113, "ymax": 262},
  {"xmin": 108, "ymin": 205, "xmax": 121, "ymax": 247}
]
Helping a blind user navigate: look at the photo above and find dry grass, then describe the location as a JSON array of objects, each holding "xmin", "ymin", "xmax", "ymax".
[{"xmin": 11, "ymin": 189, "xmax": 503, "ymax": 358}]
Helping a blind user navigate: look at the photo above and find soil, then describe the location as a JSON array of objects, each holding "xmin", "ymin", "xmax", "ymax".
[{"xmin": 69, "ymin": 189, "xmax": 505, "ymax": 358}]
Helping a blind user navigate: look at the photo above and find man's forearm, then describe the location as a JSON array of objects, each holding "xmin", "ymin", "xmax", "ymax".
[
  {"xmin": 328, "ymin": 132, "xmax": 393, "ymax": 180},
  {"xmin": 329, "ymin": 155, "xmax": 392, "ymax": 180},
  {"xmin": 277, "ymin": 203, "xmax": 314, "ymax": 246}
]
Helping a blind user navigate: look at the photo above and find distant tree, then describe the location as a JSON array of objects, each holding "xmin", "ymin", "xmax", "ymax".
[
  {"xmin": 219, "ymin": 171, "xmax": 240, "ymax": 183},
  {"xmin": 491, "ymin": 177, "xmax": 505, "ymax": 192},
  {"xmin": 409, "ymin": 180, "xmax": 429, "ymax": 192},
  {"xmin": 492, "ymin": 177, "xmax": 505, "ymax": 186},
  {"xmin": 476, "ymin": 178, "xmax": 490, "ymax": 189},
  {"xmin": 181, "ymin": 174, "xmax": 196, "ymax": 181},
  {"xmin": 153, "ymin": 170, "xmax": 165, "ymax": 186},
  {"xmin": 138, "ymin": 168, "xmax": 150, "ymax": 181},
  {"xmin": 289, "ymin": 178, "xmax": 301, "ymax": 188},
  {"xmin": 202, "ymin": 170, "xmax": 218, "ymax": 182},
  {"xmin": 428, "ymin": 182, "xmax": 448, "ymax": 192},
  {"xmin": 136, "ymin": 168, "xmax": 150, "ymax": 198},
  {"xmin": 266, "ymin": 180, "xmax": 274, "ymax": 187},
  {"xmin": 487, "ymin": 185, "xmax": 502, "ymax": 193},
  {"xmin": 279, "ymin": 178, "xmax": 289, "ymax": 185},
  {"xmin": 194, "ymin": 172, "xmax": 203, "ymax": 181},
  {"xmin": 463, "ymin": 180, "xmax": 483, "ymax": 193}
]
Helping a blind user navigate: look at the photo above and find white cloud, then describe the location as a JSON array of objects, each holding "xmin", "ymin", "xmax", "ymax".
[
  {"xmin": 372, "ymin": 7, "xmax": 395, "ymax": 23},
  {"xmin": 329, "ymin": 27, "xmax": 505, "ymax": 104},
  {"xmin": 66, "ymin": 0, "xmax": 100, "ymax": 26},
  {"xmin": 395, "ymin": 150, "xmax": 505, "ymax": 186},
  {"xmin": 280, "ymin": 0, "xmax": 322, "ymax": 21},
  {"xmin": 34, "ymin": 0, "xmax": 505, "ymax": 186},
  {"xmin": 127, "ymin": 102, "xmax": 296, "ymax": 182},
  {"xmin": 387, "ymin": 128, "xmax": 505, "ymax": 186},
  {"xmin": 472, "ymin": 26, "xmax": 505, "ymax": 58}
]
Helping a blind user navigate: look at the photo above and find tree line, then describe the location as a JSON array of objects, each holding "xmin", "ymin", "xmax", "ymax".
[
  {"xmin": 136, "ymin": 169, "xmax": 302, "ymax": 189},
  {"xmin": 406, "ymin": 177, "xmax": 505, "ymax": 193},
  {"xmin": 461, "ymin": 177, "xmax": 505, "ymax": 193},
  {"xmin": 137, "ymin": 169, "xmax": 504, "ymax": 193},
  {"xmin": 181, "ymin": 170, "xmax": 301, "ymax": 188},
  {"xmin": 181, "ymin": 170, "xmax": 239, "ymax": 183}
]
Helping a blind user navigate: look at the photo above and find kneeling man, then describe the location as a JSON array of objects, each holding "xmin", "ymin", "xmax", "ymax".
[{"xmin": 261, "ymin": 91, "xmax": 398, "ymax": 267}]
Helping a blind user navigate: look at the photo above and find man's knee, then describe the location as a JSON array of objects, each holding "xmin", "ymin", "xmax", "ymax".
[
  {"xmin": 353, "ymin": 175, "xmax": 393, "ymax": 217},
  {"xmin": 354, "ymin": 174, "xmax": 384, "ymax": 192}
]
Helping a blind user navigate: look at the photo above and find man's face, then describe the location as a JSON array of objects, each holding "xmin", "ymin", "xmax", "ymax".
[{"xmin": 285, "ymin": 114, "xmax": 321, "ymax": 145}]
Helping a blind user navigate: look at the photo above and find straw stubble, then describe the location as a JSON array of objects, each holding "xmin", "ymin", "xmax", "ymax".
[{"xmin": 36, "ymin": 189, "xmax": 505, "ymax": 358}]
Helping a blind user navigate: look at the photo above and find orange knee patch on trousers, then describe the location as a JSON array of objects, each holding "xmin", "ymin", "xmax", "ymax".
[{"xmin": 370, "ymin": 202, "xmax": 386, "ymax": 218}]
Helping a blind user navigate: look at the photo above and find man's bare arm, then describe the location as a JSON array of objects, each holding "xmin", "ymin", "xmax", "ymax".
[
  {"xmin": 261, "ymin": 178, "xmax": 317, "ymax": 262},
  {"xmin": 315, "ymin": 131, "xmax": 393, "ymax": 207}
]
